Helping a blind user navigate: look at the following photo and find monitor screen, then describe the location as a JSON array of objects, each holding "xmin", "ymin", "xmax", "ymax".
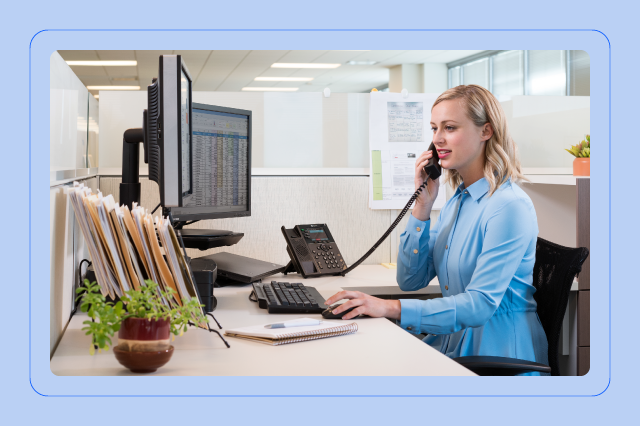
[{"xmin": 169, "ymin": 103, "xmax": 252, "ymax": 221}]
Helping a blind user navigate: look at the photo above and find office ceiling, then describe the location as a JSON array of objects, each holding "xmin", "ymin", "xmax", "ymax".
[{"xmin": 57, "ymin": 50, "xmax": 485, "ymax": 97}]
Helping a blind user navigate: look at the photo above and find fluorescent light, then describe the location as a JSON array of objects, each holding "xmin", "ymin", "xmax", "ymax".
[
  {"xmin": 346, "ymin": 60, "xmax": 378, "ymax": 66},
  {"xmin": 241, "ymin": 87, "xmax": 299, "ymax": 92},
  {"xmin": 87, "ymin": 86, "xmax": 140, "ymax": 90},
  {"xmin": 66, "ymin": 60, "xmax": 137, "ymax": 66},
  {"xmin": 255, "ymin": 77, "xmax": 314, "ymax": 82},
  {"xmin": 93, "ymin": 95, "xmax": 99, "ymax": 99},
  {"xmin": 271, "ymin": 63, "xmax": 341, "ymax": 69}
]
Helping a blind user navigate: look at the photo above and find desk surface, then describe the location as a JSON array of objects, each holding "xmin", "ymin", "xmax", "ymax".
[{"xmin": 50, "ymin": 266, "xmax": 475, "ymax": 376}]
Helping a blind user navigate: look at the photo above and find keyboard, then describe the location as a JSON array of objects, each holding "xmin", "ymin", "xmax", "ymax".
[{"xmin": 251, "ymin": 281, "xmax": 328, "ymax": 314}]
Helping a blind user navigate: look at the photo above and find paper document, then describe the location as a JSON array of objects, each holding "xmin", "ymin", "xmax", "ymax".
[{"xmin": 369, "ymin": 92, "xmax": 446, "ymax": 210}]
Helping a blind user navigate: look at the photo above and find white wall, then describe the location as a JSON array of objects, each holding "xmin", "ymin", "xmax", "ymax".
[
  {"xmin": 98, "ymin": 91, "xmax": 373, "ymax": 173},
  {"xmin": 50, "ymin": 52, "xmax": 89, "ymax": 173},
  {"xmin": 503, "ymin": 96, "xmax": 590, "ymax": 169}
]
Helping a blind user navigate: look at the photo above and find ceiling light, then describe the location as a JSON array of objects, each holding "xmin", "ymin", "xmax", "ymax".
[
  {"xmin": 255, "ymin": 77, "xmax": 314, "ymax": 82},
  {"xmin": 87, "ymin": 86, "xmax": 141, "ymax": 90},
  {"xmin": 93, "ymin": 95, "xmax": 99, "ymax": 99},
  {"xmin": 66, "ymin": 61, "xmax": 137, "ymax": 66},
  {"xmin": 271, "ymin": 63, "xmax": 341, "ymax": 69},
  {"xmin": 346, "ymin": 61, "xmax": 378, "ymax": 66},
  {"xmin": 241, "ymin": 87, "xmax": 299, "ymax": 92}
]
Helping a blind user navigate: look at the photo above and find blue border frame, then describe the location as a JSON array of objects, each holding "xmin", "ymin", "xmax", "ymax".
[{"xmin": 33, "ymin": 28, "xmax": 611, "ymax": 397}]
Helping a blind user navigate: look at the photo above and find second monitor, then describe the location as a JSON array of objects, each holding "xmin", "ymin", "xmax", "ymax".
[{"xmin": 166, "ymin": 103, "xmax": 252, "ymax": 242}]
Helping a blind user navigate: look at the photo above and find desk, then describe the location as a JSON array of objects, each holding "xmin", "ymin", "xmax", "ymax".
[{"xmin": 50, "ymin": 266, "xmax": 475, "ymax": 376}]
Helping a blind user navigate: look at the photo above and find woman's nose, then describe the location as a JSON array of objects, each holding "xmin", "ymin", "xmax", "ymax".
[{"xmin": 433, "ymin": 129, "xmax": 444, "ymax": 143}]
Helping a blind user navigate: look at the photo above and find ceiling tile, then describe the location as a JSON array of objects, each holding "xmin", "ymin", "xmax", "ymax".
[
  {"xmin": 68, "ymin": 66, "xmax": 109, "ymax": 77},
  {"xmin": 95, "ymin": 50, "xmax": 137, "ymax": 60},
  {"xmin": 57, "ymin": 50, "xmax": 100, "ymax": 61},
  {"xmin": 426, "ymin": 50, "xmax": 486, "ymax": 63},
  {"xmin": 276, "ymin": 50, "xmax": 329, "ymax": 63},
  {"xmin": 104, "ymin": 66, "xmax": 140, "ymax": 77}
]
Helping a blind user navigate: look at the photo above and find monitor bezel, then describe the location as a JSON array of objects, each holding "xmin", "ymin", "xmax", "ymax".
[
  {"xmin": 166, "ymin": 102, "xmax": 252, "ymax": 222},
  {"xmin": 158, "ymin": 55, "xmax": 192, "ymax": 207}
]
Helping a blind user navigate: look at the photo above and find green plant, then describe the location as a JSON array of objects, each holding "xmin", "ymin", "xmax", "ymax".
[
  {"xmin": 566, "ymin": 134, "xmax": 590, "ymax": 158},
  {"xmin": 75, "ymin": 279, "xmax": 208, "ymax": 355}
]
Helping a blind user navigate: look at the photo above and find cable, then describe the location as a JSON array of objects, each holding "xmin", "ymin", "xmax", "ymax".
[
  {"xmin": 70, "ymin": 259, "xmax": 92, "ymax": 320},
  {"xmin": 341, "ymin": 179, "xmax": 429, "ymax": 276},
  {"xmin": 151, "ymin": 203, "xmax": 161, "ymax": 214}
]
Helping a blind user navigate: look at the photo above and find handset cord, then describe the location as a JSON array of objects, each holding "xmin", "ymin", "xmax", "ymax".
[{"xmin": 340, "ymin": 179, "xmax": 430, "ymax": 276}]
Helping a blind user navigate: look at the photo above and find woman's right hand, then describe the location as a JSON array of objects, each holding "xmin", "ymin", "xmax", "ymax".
[{"xmin": 412, "ymin": 149, "xmax": 440, "ymax": 221}]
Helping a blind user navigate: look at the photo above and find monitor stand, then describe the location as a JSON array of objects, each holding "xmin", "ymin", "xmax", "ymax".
[{"xmin": 179, "ymin": 229, "xmax": 234, "ymax": 237}]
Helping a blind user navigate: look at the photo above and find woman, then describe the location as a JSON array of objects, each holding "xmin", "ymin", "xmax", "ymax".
[{"xmin": 324, "ymin": 85, "xmax": 548, "ymax": 375}]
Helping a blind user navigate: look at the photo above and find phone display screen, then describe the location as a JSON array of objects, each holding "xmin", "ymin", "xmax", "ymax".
[{"xmin": 300, "ymin": 227, "xmax": 330, "ymax": 242}]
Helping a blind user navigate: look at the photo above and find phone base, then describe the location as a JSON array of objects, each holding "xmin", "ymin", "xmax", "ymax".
[{"xmin": 282, "ymin": 260, "xmax": 300, "ymax": 275}]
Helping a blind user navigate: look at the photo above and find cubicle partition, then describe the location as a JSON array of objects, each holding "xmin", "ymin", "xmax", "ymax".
[{"xmin": 49, "ymin": 52, "xmax": 101, "ymax": 355}]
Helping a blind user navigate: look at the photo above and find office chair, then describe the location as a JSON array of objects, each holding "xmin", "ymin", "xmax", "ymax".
[{"xmin": 453, "ymin": 237, "xmax": 589, "ymax": 376}]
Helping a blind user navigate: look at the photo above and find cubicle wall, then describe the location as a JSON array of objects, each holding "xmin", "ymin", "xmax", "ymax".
[
  {"xmin": 50, "ymin": 177, "xmax": 98, "ymax": 355},
  {"xmin": 49, "ymin": 53, "xmax": 100, "ymax": 356}
]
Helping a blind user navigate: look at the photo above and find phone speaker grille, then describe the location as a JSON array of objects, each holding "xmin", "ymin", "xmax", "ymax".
[{"xmin": 292, "ymin": 240, "xmax": 310, "ymax": 259}]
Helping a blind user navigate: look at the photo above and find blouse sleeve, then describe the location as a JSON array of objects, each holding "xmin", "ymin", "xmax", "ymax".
[
  {"xmin": 398, "ymin": 198, "xmax": 535, "ymax": 335},
  {"xmin": 396, "ymin": 211, "xmax": 442, "ymax": 291}
]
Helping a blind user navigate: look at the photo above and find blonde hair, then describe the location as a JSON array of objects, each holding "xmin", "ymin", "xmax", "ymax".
[{"xmin": 432, "ymin": 84, "xmax": 526, "ymax": 196}]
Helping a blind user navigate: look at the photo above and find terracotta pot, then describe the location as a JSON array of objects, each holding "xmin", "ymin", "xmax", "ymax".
[
  {"xmin": 117, "ymin": 317, "xmax": 171, "ymax": 352},
  {"xmin": 573, "ymin": 157, "xmax": 590, "ymax": 176}
]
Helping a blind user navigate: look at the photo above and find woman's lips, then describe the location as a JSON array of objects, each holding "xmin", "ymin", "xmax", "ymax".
[{"xmin": 437, "ymin": 150, "xmax": 451, "ymax": 159}]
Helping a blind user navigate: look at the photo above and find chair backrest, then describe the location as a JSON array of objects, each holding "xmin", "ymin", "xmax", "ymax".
[{"xmin": 532, "ymin": 237, "xmax": 589, "ymax": 376}]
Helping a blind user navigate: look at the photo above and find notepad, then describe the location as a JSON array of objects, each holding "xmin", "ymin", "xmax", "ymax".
[{"xmin": 224, "ymin": 319, "xmax": 358, "ymax": 346}]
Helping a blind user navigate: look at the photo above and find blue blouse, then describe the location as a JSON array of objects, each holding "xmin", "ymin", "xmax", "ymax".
[{"xmin": 396, "ymin": 178, "xmax": 548, "ymax": 375}]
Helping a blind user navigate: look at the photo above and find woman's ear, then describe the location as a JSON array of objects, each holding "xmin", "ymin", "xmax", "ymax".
[{"xmin": 481, "ymin": 122, "xmax": 494, "ymax": 141}]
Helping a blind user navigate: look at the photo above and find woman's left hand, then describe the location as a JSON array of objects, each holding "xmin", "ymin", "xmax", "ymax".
[{"xmin": 323, "ymin": 291, "xmax": 401, "ymax": 320}]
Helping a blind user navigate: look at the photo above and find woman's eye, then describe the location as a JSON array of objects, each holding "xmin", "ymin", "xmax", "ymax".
[
  {"xmin": 446, "ymin": 126, "xmax": 454, "ymax": 131},
  {"xmin": 430, "ymin": 127, "xmax": 437, "ymax": 132}
]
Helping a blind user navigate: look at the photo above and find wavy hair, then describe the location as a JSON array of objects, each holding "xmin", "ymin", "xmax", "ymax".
[{"xmin": 432, "ymin": 84, "xmax": 526, "ymax": 195}]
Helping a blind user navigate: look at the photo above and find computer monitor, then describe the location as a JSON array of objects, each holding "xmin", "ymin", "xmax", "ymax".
[
  {"xmin": 145, "ymin": 55, "xmax": 193, "ymax": 208},
  {"xmin": 165, "ymin": 103, "xmax": 252, "ymax": 223}
]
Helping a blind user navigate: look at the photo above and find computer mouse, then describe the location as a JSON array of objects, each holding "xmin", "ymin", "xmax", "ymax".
[{"xmin": 322, "ymin": 303, "xmax": 358, "ymax": 320}]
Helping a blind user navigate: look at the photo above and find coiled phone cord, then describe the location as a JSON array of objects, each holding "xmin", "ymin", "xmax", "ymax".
[{"xmin": 340, "ymin": 179, "xmax": 430, "ymax": 276}]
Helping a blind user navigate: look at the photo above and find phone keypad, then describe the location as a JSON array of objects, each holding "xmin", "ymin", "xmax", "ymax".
[{"xmin": 309, "ymin": 242, "xmax": 344, "ymax": 270}]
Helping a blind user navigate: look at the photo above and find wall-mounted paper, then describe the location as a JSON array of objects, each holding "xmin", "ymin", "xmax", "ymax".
[{"xmin": 368, "ymin": 92, "xmax": 445, "ymax": 210}]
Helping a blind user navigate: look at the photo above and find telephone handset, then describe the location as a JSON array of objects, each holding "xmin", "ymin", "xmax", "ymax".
[
  {"xmin": 281, "ymin": 224, "xmax": 346, "ymax": 278},
  {"xmin": 281, "ymin": 144, "xmax": 441, "ymax": 278},
  {"xmin": 423, "ymin": 142, "xmax": 442, "ymax": 181}
]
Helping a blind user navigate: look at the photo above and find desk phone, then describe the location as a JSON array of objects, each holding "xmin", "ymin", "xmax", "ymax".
[{"xmin": 281, "ymin": 224, "xmax": 346, "ymax": 278}]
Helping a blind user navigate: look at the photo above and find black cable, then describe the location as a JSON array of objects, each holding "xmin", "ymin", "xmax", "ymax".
[
  {"xmin": 151, "ymin": 203, "xmax": 161, "ymax": 214},
  {"xmin": 341, "ymin": 179, "xmax": 430, "ymax": 276},
  {"xmin": 70, "ymin": 259, "xmax": 92, "ymax": 320}
]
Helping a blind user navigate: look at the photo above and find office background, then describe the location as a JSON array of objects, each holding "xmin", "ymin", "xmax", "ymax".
[{"xmin": 49, "ymin": 49, "xmax": 590, "ymax": 374}]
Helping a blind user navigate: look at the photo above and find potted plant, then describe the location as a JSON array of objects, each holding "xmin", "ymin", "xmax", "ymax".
[
  {"xmin": 75, "ymin": 279, "xmax": 208, "ymax": 373},
  {"xmin": 566, "ymin": 134, "xmax": 590, "ymax": 176}
]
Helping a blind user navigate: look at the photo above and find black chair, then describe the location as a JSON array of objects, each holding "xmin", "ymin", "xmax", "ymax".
[{"xmin": 453, "ymin": 237, "xmax": 589, "ymax": 376}]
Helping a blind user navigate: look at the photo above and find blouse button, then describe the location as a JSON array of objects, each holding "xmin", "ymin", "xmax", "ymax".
[
  {"xmin": 416, "ymin": 227, "xmax": 421, "ymax": 232},
  {"xmin": 413, "ymin": 249, "xmax": 418, "ymax": 254},
  {"xmin": 445, "ymin": 245, "xmax": 448, "ymax": 249},
  {"xmin": 407, "ymin": 326, "xmax": 413, "ymax": 331},
  {"xmin": 445, "ymin": 286, "xmax": 449, "ymax": 290}
]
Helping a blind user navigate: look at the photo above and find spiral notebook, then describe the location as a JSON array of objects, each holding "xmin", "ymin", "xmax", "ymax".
[{"xmin": 224, "ymin": 319, "xmax": 358, "ymax": 346}]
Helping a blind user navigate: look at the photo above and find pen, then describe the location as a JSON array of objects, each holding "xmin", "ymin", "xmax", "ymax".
[{"xmin": 264, "ymin": 319, "xmax": 322, "ymax": 329}]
